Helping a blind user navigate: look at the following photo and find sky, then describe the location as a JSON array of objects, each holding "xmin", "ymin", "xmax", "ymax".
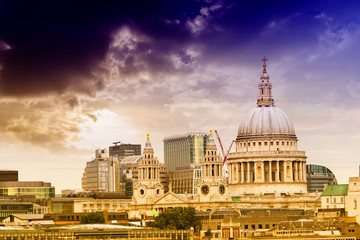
[{"xmin": 0, "ymin": 0, "xmax": 359, "ymax": 192}]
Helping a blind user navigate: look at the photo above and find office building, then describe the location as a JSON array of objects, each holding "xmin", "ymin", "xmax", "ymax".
[
  {"xmin": 83, "ymin": 149, "xmax": 120, "ymax": 192},
  {"xmin": 306, "ymin": 164, "xmax": 338, "ymax": 193},
  {"xmin": 169, "ymin": 163, "xmax": 201, "ymax": 194},
  {"xmin": 0, "ymin": 181, "xmax": 55, "ymax": 198},
  {"xmin": 0, "ymin": 170, "xmax": 18, "ymax": 182},
  {"xmin": 109, "ymin": 142, "xmax": 141, "ymax": 160},
  {"xmin": 163, "ymin": 133, "xmax": 209, "ymax": 171}
]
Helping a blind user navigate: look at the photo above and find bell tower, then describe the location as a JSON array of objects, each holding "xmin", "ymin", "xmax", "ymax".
[
  {"xmin": 133, "ymin": 134, "xmax": 164, "ymax": 204},
  {"xmin": 197, "ymin": 130, "xmax": 229, "ymax": 202}
]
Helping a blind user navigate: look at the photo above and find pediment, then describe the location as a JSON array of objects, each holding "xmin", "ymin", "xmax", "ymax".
[{"xmin": 153, "ymin": 192, "xmax": 189, "ymax": 205}]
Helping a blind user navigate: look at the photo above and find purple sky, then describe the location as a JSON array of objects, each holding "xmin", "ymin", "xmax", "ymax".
[{"xmin": 0, "ymin": 0, "xmax": 359, "ymax": 191}]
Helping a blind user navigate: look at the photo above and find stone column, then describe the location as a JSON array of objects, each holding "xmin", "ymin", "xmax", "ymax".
[
  {"xmin": 283, "ymin": 161, "xmax": 287, "ymax": 182},
  {"xmin": 276, "ymin": 161, "xmax": 280, "ymax": 182},
  {"xmin": 262, "ymin": 161, "xmax": 265, "ymax": 182},
  {"xmin": 303, "ymin": 162, "xmax": 306, "ymax": 182},
  {"xmin": 228, "ymin": 163, "xmax": 232, "ymax": 183},
  {"xmin": 290, "ymin": 162, "xmax": 293, "ymax": 182},
  {"xmin": 269, "ymin": 161, "xmax": 272, "ymax": 182},
  {"xmin": 247, "ymin": 162, "xmax": 250, "ymax": 183},
  {"xmin": 295, "ymin": 162, "xmax": 298, "ymax": 182},
  {"xmin": 241, "ymin": 162, "xmax": 244, "ymax": 183}
]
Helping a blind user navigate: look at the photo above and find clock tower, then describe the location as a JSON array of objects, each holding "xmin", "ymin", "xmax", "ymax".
[{"xmin": 197, "ymin": 130, "xmax": 229, "ymax": 202}]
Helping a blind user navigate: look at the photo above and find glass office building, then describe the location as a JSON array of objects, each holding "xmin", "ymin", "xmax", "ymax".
[
  {"xmin": 163, "ymin": 132, "xmax": 209, "ymax": 171},
  {"xmin": 0, "ymin": 181, "xmax": 55, "ymax": 198},
  {"xmin": 306, "ymin": 164, "xmax": 338, "ymax": 193}
]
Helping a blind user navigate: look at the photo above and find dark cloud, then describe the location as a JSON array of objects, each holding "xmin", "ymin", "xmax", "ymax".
[
  {"xmin": 0, "ymin": 0, "xmax": 204, "ymax": 96},
  {"xmin": 0, "ymin": 0, "xmax": 358, "ymax": 97}
]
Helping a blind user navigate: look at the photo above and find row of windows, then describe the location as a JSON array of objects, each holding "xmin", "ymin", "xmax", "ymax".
[{"xmin": 240, "ymin": 141, "xmax": 296, "ymax": 147}]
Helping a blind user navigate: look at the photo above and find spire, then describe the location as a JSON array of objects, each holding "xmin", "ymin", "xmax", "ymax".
[
  {"xmin": 257, "ymin": 56, "xmax": 275, "ymax": 107},
  {"xmin": 143, "ymin": 133, "xmax": 154, "ymax": 154},
  {"xmin": 144, "ymin": 133, "xmax": 153, "ymax": 149},
  {"xmin": 206, "ymin": 129, "xmax": 216, "ymax": 147}
]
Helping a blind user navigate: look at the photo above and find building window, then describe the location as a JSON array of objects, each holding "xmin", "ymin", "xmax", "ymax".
[
  {"xmin": 341, "ymin": 197, "xmax": 344, "ymax": 203},
  {"xmin": 244, "ymin": 225, "xmax": 248, "ymax": 229},
  {"xmin": 355, "ymin": 199, "xmax": 357, "ymax": 210},
  {"xmin": 327, "ymin": 198, "xmax": 329, "ymax": 203}
]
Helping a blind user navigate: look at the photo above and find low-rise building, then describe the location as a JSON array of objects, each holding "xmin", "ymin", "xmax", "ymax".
[
  {"xmin": 320, "ymin": 184, "xmax": 348, "ymax": 209},
  {"xmin": 0, "ymin": 181, "xmax": 54, "ymax": 198}
]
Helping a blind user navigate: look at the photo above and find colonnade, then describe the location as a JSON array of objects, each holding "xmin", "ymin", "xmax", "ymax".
[
  {"xmin": 228, "ymin": 160, "xmax": 306, "ymax": 184},
  {"xmin": 202, "ymin": 163, "xmax": 222, "ymax": 178},
  {"xmin": 139, "ymin": 166, "xmax": 160, "ymax": 181}
]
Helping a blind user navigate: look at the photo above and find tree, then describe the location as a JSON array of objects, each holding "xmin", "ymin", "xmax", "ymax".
[
  {"xmin": 80, "ymin": 211, "xmax": 105, "ymax": 224},
  {"xmin": 148, "ymin": 207, "xmax": 200, "ymax": 230}
]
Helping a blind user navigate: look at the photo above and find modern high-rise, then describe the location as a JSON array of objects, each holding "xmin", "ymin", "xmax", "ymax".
[
  {"xmin": 306, "ymin": 164, "xmax": 338, "ymax": 193},
  {"xmin": 163, "ymin": 133, "xmax": 209, "ymax": 171},
  {"xmin": 109, "ymin": 142, "xmax": 141, "ymax": 160}
]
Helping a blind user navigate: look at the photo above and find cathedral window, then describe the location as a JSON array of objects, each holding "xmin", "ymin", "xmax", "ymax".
[
  {"xmin": 276, "ymin": 142, "xmax": 279, "ymax": 145},
  {"xmin": 258, "ymin": 142, "xmax": 261, "ymax": 146},
  {"xmin": 270, "ymin": 142, "xmax": 273, "ymax": 145},
  {"xmin": 282, "ymin": 142, "xmax": 284, "ymax": 145},
  {"xmin": 264, "ymin": 142, "xmax": 268, "ymax": 146},
  {"xmin": 253, "ymin": 142, "xmax": 256, "ymax": 146},
  {"xmin": 248, "ymin": 142, "xmax": 250, "ymax": 146}
]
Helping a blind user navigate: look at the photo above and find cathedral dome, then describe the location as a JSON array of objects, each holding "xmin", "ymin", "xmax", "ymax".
[
  {"xmin": 237, "ymin": 106, "xmax": 296, "ymax": 139},
  {"xmin": 237, "ymin": 57, "xmax": 296, "ymax": 139}
]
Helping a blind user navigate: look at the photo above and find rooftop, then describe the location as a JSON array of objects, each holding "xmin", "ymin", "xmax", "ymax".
[{"xmin": 321, "ymin": 184, "xmax": 348, "ymax": 196}]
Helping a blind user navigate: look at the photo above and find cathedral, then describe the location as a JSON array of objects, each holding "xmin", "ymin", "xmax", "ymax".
[
  {"xmin": 129, "ymin": 59, "xmax": 320, "ymax": 219},
  {"xmin": 227, "ymin": 58, "xmax": 308, "ymax": 196}
]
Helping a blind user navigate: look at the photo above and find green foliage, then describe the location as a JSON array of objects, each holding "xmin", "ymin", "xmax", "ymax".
[
  {"xmin": 148, "ymin": 207, "xmax": 200, "ymax": 230},
  {"xmin": 205, "ymin": 228, "xmax": 212, "ymax": 236},
  {"xmin": 80, "ymin": 211, "xmax": 105, "ymax": 224}
]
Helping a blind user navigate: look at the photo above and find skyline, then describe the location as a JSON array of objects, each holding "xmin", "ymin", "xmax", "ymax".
[{"xmin": 0, "ymin": 0, "xmax": 359, "ymax": 192}]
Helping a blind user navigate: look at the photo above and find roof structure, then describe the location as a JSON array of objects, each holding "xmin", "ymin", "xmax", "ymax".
[
  {"xmin": 321, "ymin": 184, "xmax": 348, "ymax": 196},
  {"xmin": 120, "ymin": 155, "xmax": 142, "ymax": 164}
]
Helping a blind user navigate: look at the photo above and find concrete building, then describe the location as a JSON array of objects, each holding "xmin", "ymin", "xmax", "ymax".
[
  {"xmin": 169, "ymin": 163, "xmax": 201, "ymax": 194},
  {"xmin": 163, "ymin": 132, "xmax": 209, "ymax": 171},
  {"xmin": 0, "ymin": 170, "xmax": 18, "ymax": 182},
  {"xmin": 227, "ymin": 59, "xmax": 307, "ymax": 196},
  {"xmin": 109, "ymin": 142, "xmax": 141, "ymax": 160},
  {"xmin": 83, "ymin": 149, "xmax": 120, "ymax": 192},
  {"xmin": 306, "ymin": 164, "xmax": 338, "ymax": 193}
]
